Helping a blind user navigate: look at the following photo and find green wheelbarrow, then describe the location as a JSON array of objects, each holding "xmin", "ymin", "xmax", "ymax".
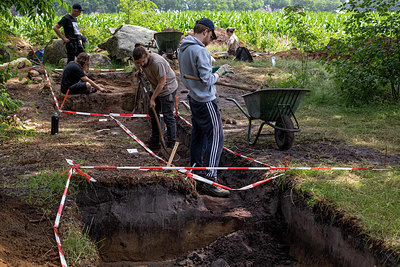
[
  {"xmin": 154, "ymin": 31, "xmax": 183, "ymax": 59},
  {"xmin": 227, "ymin": 88, "xmax": 309, "ymax": 150}
]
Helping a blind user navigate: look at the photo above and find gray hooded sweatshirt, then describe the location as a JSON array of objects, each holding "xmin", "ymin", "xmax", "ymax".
[{"xmin": 178, "ymin": 36, "xmax": 219, "ymax": 102}]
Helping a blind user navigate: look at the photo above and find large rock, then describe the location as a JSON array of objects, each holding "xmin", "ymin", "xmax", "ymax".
[
  {"xmin": 0, "ymin": 58, "xmax": 32, "ymax": 70},
  {"xmin": 44, "ymin": 39, "xmax": 67, "ymax": 65},
  {"xmin": 90, "ymin": 53, "xmax": 112, "ymax": 69},
  {"xmin": 0, "ymin": 46, "xmax": 10, "ymax": 63},
  {"xmin": 99, "ymin": 25, "xmax": 156, "ymax": 61}
]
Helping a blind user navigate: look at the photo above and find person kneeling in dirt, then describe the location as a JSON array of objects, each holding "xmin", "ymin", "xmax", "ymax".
[
  {"xmin": 178, "ymin": 18, "xmax": 233, "ymax": 198},
  {"xmin": 133, "ymin": 44, "xmax": 178, "ymax": 150},
  {"xmin": 61, "ymin": 52, "xmax": 105, "ymax": 94},
  {"xmin": 226, "ymin": 27, "xmax": 239, "ymax": 56}
]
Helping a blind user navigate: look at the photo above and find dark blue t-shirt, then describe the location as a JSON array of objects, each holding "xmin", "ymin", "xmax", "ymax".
[
  {"xmin": 57, "ymin": 14, "xmax": 80, "ymax": 40},
  {"xmin": 61, "ymin": 61, "xmax": 86, "ymax": 91}
]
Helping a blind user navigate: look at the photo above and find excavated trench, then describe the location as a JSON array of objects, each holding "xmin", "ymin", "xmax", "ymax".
[
  {"xmin": 75, "ymin": 124, "xmax": 393, "ymax": 267},
  {"xmin": 70, "ymin": 72, "xmax": 396, "ymax": 266}
]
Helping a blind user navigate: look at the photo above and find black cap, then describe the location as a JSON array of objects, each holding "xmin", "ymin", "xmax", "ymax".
[
  {"xmin": 196, "ymin": 18, "xmax": 217, "ymax": 40},
  {"xmin": 72, "ymin": 4, "xmax": 84, "ymax": 11}
]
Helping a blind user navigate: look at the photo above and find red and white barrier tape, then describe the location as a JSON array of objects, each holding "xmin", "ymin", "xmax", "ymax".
[
  {"xmin": 66, "ymin": 159, "xmax": 285, "ymax": 191},
  {"xmin": 53, "ymin": 168, "xmax": 72, "ymax": 267},
  {"xmin": 44, "ymin": 70, "xmax": 60, "ymax": 111},
  {"xmin": 54, "ymin": 162, "xmax": 97, "ymax": 267},
  {"xmin": 54, "ymin": 228, "xmax": 67, "ymax": 267},
  {"xmin": 60, "ymin": 110, "xmax": 150, "ymax": 118},
  {"xmin": 52, "ymin": 68, "xmax": 126, "ymax": 72},
  {"xmin": 110, "ymin": 116, "xmax": 168, "ymax": 164}
]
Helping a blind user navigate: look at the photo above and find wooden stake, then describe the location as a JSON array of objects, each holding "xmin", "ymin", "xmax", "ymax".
[
  {"xmin": 167, "ymin": 142, "xmax": 179, "ymax": 167},
  {"xmin": 60, "ymin": 89, "xmax": 70, "ymax": 110}
]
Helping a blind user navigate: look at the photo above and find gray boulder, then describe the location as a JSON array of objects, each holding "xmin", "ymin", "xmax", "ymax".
[
  {"xmin": 90, "ymin": 53, "xmax": 112, "ymax": 69},
  {"xmin": 98, "ymin": 25, "xmax": 156, "ymax": 61},
  {"xmin": 44, "ymin": 39, "xmax": 67, "ymax": 65},
  {"xmin": 0, "ymin": 46, "xmax": 10, "ymax": 63}
]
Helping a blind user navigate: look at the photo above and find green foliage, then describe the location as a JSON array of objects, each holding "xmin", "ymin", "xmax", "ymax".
[
  {"xmin": 283, "ymin": 5, "xmax": 319, "ymax": 88},
  {"xmin": 0, "ymin": 67, "xmax": 21, "ymax": 120},
  {"xmin": 118, "ymin": 0, "xmax": 158, "ymax": 25},
  {"xmin": 0, "ymin": 0, "xmax": 63, "ymax": 28},
  {"xmin": 18, "ymin": 168, "xmax": 75, "ymax": 206},
  {"xmin": 327, "ymin": 0, "xmax": 400, "ymax": 105},
  {"xmin": 63, "ymin": 220, "xmax": 100, "ymax": 266},
  {"xmin": 12, "ymin": 11, "xmax": 348, "ymax": 52}
]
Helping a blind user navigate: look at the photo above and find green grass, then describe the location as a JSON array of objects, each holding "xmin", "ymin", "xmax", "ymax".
[
  {"xmin": 215, "ymin": 56, "xmax": 400, "ymax": 254},
  {"xmin": 290, "ymin": 169, "xmax": 400, "ymax": 251},
  {"xmin": 17, "ymin": 168, "xmax": 77, "ymax": 206},
  {"xmin": 62, "ymin": 219, "xmax": 100, "ymax": 266}
]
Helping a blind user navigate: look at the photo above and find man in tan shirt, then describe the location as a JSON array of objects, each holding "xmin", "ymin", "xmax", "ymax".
[{"xmin": 133, "ymin": 44, "xmax": 178, "ymax": 149}]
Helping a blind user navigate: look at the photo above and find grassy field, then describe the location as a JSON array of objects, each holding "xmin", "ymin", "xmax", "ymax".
[{"xmin": 214, "ymin": 54, "xmax": 400, "ymax": 254}]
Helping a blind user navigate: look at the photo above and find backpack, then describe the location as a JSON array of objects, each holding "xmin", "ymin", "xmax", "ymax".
[{"xmin": 235, "ymin": 47, "xmax": 253, "ymax": 62}]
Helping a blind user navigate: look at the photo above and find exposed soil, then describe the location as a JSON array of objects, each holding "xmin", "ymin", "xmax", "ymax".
[{"xmin": 1, "ymin": 45, "xmax": 399, "ymax": 266}]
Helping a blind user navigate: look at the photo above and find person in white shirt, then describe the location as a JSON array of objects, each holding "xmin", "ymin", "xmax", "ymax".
[{"xmin": 226, "ymin": 27, "xmax": 239, "ymax": 56}]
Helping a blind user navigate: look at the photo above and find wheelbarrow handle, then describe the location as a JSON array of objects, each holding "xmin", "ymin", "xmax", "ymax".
[
  {"xmin": 226, "ymin": 97, "xmax": 250, "ymax": 119},
  {"xmin": 183, "ymin": 74, "xmax": 256, "ymax": 92}
]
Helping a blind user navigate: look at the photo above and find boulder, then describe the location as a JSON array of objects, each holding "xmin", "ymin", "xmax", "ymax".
[
  {"xmin": 99, "ymin": 25, "xmax": 156, "ymax": 61},
  {"xmin": 0, "ymin": 46, "xmax": 10, "ymax": 63},
  {"xmin": 90, "ymin": 53, "xmax": 112, "ymax": 69},
  {"xmin": 0, "ymin": 58, "xmax": 32, "ymax": 70},
  {"xmin": 44, "ymin": 39, "xmax": 67, "ymax": 65}
]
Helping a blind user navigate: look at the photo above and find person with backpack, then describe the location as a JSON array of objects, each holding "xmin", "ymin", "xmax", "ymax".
[
  {"xmin": 178, "ymin": 18, "xmax": 233, "ymax": 198},
  {"xmin": 53, "ymin": 3, "xmax": 85, "ymax": 63}
]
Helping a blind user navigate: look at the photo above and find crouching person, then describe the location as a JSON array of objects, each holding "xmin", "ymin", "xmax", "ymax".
[{"xmin": 61, "ymin": 52, "xmax": 105, "ymax": 94}]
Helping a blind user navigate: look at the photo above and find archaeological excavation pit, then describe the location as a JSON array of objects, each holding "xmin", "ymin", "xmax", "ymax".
[{"xmin": 50, "ymin": 71, "xmax": 398, "ymax": 266}]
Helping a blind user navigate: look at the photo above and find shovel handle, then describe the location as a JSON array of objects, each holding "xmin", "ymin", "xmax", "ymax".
[{"xmin": 183, "ymin": 74, "xmax": 256, "ymax": 92}]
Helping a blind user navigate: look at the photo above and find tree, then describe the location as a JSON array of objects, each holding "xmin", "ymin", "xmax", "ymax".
[
  {"xmin": 269, "ymin": 0, "xmax": 291, "ymax": 10},
  {"xmin": 313, "ymin": 0, "xmax": 342, "ymax": 11},
  {"xmin": 1, "ymin": 0, "xmax": 67, "ymax": 28},
  {"xmin": 328, "ymin": 0, "xmax": 400, "ymax": 104}
]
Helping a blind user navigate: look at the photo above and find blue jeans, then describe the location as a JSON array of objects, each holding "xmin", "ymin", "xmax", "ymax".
[
  {"xmin": 188, "ymin": 95, "xmax": 224, "ymax": 178},
  {"xmin": 150, "ymin": 90, "xmax": 177, "ymax": 143}
]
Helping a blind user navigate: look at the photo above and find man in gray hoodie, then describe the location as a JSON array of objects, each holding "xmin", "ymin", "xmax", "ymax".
[{"xmin": 178, "ymin": 18, "xmax": 233, "ymax": 198}]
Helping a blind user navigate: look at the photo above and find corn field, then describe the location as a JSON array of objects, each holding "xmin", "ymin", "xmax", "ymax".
[{"xmin": 11, "ymin": 11, "xmax": 349, "ymax": 51}]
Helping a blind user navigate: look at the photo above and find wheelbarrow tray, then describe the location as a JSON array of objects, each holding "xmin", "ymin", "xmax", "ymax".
[
  {"xmin": 242, "ymin": 88, "xmax": 309, "ymax": 122},
  {"xmin": 154, "ymin": 31, "xmax": 183, "ymax": 54}
]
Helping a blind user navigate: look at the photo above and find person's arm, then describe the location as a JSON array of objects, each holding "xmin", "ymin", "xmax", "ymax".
[
  {"xmin": 53, "ymin": 24, "xmax": 70, "ymax": 43},
  {"xmin": 81, "ymin": 76, "xmax": 105, "ymax": 92},
  {"xmin": 228, "ymin": 41, "xmax": 234, "ymax": 53},
  {"xmin": 197, "ymin": 49, "xmax": 219, "ymax": 86},
  {"xmin": 150, "ymin": 75, "xmax": 166, "ymax": 109}
]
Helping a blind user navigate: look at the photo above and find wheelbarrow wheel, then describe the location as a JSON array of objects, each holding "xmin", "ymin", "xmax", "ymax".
[{"xmin": 274, "ymin": 114, "xmax": 294, "ymax": 150}]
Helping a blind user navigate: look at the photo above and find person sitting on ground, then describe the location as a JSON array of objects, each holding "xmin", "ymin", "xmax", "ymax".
[
  {"xmin": 61, "ymin": 52, "xmax": 105, "ymax": 94},
  {"xmin": 226, "ymin": 27, "xmax": 239, "ymax": 56},
  {"xmin": 133, "ymin": 44, "xmax": 178, "ymax": 149}
]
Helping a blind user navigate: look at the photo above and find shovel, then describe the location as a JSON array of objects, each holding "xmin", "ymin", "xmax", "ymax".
[
  {"xmin": 183, "ymin": 74, "xmax": 256, "ymax": 92},
  {"xmin": 138, "ymin": 76, "xmax": 180, "ymax": 162}
]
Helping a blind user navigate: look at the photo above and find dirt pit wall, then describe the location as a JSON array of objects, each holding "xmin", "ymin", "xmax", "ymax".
[{"xmin": 52, "ymin": 71, "xmax": 142, "ymax": 114}]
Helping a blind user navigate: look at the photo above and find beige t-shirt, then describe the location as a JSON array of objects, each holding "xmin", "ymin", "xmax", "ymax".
[
  {"xmin": 227, "ymin": 34, "xmax": 239, "ymax": 53},
  {"xmin": 142, "ymin": 52, "xmax": 178, "ymax": 97}
]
